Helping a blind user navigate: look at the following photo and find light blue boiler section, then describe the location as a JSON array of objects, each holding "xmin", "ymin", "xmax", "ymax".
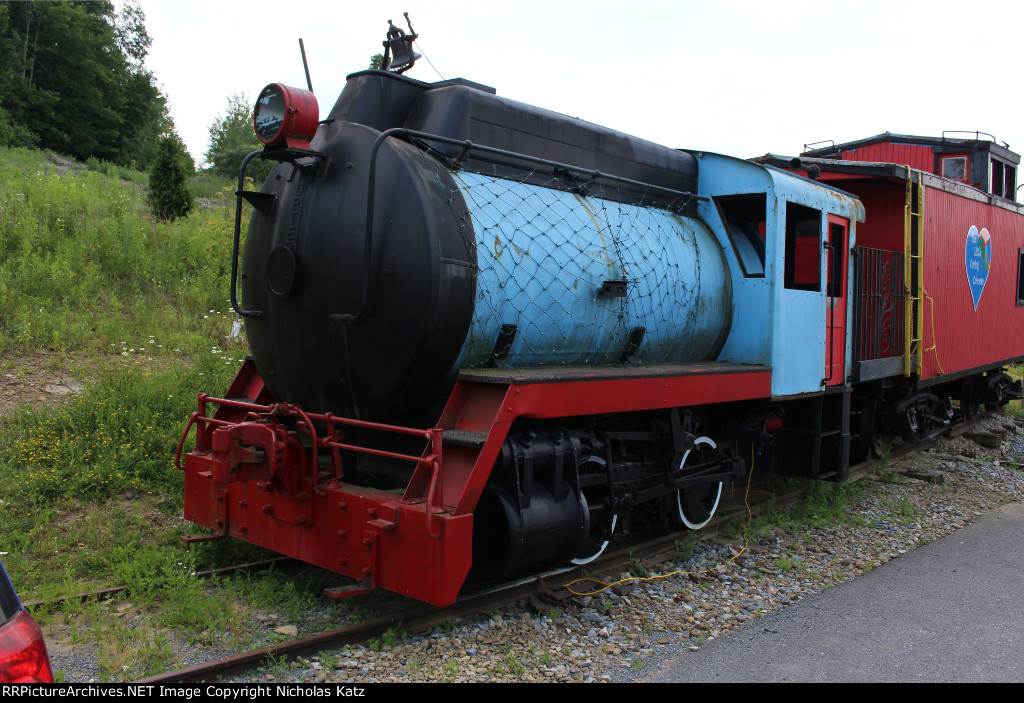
[{"xmin": 449, "ymin": 172, "xmax": 733, "ymax": 369}]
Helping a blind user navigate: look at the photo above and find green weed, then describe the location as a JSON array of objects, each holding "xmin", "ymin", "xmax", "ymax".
[
  {"xmin": 877, "ymin": 468, "xmax": 906, "ymax": 484},
  {"xmin": 675, "ymin": 533, "xmax": 697, "ymax": 561},
  {"xmin": 786, "ymin": 482, "xmax": 866, "ymax": 530},
  {"xmin": 628, "ymin": 551, "xmax": 650, "ymax": 578},
  {"xmin": 899, "ymin": 497, "xmax": 920, "ymax": 520},
  {"xmin": 438, "ymin": 658, "xmax": 459, "ymax": 683}
]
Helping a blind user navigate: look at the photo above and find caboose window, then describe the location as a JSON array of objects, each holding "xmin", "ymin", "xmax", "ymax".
[
  {"xmin": 942, "ymin": 156, "xmax": 968, "ymax": 181},
  {"xmin": 827, "ymin": 222, "xmax": 846, "ymax": 298},
  {"xmin": 784, "ymin": 203, "xmax": 822, "ymax": 291},
  {"xmin": 1017, "ymin": 248, "xmax": 1024, "ymax": 306},
  {"xmin": 716, "ymin": 194, "xmax": 766, "ymax": 278},
  {"xmin": 992, "ymin": 159, "xmax": 1005, "ymax": 198}
]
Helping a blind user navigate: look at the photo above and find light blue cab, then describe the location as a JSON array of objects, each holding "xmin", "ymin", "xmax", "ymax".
[{"xmin": 693, "ymin": 152, "xmax": 864, "ymax": 397}]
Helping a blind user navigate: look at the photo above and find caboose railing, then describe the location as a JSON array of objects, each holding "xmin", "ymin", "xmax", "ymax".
[{"xmin": 853, "ymin": 246, "xmax": 906, "ymax": 363}]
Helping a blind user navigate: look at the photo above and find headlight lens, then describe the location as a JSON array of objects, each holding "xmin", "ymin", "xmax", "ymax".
[
  {"xmin": 254, "ymin": 85, "xmax": 286, "ymax": 143},
  {"xmin": 253, "ymin": 83, "xmax": 319, "ymax": 149}
]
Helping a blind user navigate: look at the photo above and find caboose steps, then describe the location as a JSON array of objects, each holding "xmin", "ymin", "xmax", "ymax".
[{"xmin": 775, "ymin": 390, "xmax": 852, "ymax": 482}]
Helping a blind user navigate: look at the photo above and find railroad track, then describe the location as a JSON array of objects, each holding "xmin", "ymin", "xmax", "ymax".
[{"xmin": 49, "ymin": 414, "xmax": 1005, "ymax": 683}]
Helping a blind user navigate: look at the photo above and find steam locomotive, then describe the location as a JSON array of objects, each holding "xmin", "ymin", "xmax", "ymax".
[{"xmin": 179, "ymin": 38, "xmax": 1024, "ymax": 606}]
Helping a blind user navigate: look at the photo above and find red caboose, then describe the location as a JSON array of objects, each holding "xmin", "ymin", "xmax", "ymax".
[{"xmin": 761, "ymin": 132, "xmax": 1024, "ymax": 449}]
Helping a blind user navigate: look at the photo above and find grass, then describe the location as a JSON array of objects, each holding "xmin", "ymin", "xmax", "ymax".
[
  {"xmin": 0, "ymin": 147, "xmax": 281, "ymax": 680},
  {"xmin": 369, "ymin": 626, "xmax": 402, "ymax": 652},
  {"xmin": 876, "ymin": 465, "xmax": 907, "ymax": 485},
  {"xmin": 0, "ymin": 145, "xmax": 237, "ymax": 356},
  {"xmin": 898, "ymin": 496, "xmax": 920, "ymax": 520},
  {"xmin": 84, "ymin": 156, "xmax": 149, "ymax": 185},
  {"xmin": 783, "ymin": 481, "xmax": 867, "ymax": 531},
  {"xmin": 721, "ymin": 496, "xmax": 777, "ymax": 540},
  {"xmin": 438, "ymin": 658, "xmax": 459, "ymax": 682},
  {"xmin": 628, "ymin": 551, "xmax": 650, "ymax": 578}
]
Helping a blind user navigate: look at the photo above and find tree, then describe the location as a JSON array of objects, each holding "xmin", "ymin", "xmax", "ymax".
[
  {"xmin": 113, "ymin": 0, "xmax": 151, "ymax": 73},
  {"xmin": 112, "ymin": 0, "xmax": 170, "ymax": 171},
  {"xmin": 0, "ymin": 1, "xmax": 171, "ymax": 165},
  {"xmin": 148, "ymin": 134, "xmax": 193, "ymax": 221},
  {"xmin": 205, "ymin": 92, "xmax": 267, "ymax": 182}
]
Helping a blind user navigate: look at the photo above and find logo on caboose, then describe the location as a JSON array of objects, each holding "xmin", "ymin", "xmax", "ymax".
[{"xmin": 965, "ymin": 225, "xmax": 992, "ymax": 311}]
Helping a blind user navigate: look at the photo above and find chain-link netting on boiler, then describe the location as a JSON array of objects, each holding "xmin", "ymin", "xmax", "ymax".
[{"xmin": 413, "ymin": 144, "xmax": 733, "ymax": 371}]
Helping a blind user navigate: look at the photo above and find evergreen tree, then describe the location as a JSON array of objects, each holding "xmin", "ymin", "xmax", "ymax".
[{"xmin": 148, "ymin": 134, "xmax": 193, "ymax": 221}]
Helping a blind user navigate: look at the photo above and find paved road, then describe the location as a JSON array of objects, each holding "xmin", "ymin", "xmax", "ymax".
[{"xmin": 638, "ymin": 502, "xmax": 1024, "ymax": 683}]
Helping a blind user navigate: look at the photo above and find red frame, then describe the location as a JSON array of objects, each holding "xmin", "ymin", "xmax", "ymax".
[{"xmin": 181, "ymin": 360, "xmax": 771, "ymax": 606}]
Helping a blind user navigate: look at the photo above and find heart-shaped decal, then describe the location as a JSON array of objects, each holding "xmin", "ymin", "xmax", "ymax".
[{"xmin": 964, "ymin": 225, "xmax": 992, "ymax": 311}]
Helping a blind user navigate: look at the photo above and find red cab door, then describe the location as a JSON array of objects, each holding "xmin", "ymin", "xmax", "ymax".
[{"xmin": 825, "ymin": 216, "xmax": 849, "ymax": 386}]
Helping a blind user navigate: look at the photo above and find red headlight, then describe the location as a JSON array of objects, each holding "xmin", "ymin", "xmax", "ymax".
[{"xmin": 253, "ymin": 83, "xmax": 320, "ymax": 150}]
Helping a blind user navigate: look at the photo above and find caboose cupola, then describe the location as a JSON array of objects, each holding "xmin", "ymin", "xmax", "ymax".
[{"xmin": 801, "ymin": 131, "xmax": 1020, "ymax": 202}]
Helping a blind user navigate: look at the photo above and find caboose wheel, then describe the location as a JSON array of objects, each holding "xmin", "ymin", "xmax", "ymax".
[
  {"xmin": 571, "ymin": 456, "xmax": 618, "ymax": 565},
  {"xmin": 677, "ymin": 436, "xmax": 723, "ymax": 530}
]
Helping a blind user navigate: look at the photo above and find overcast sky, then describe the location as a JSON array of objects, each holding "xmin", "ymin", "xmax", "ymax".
[{"xmin": 137, "ymin": 0, "xmax": 1024, "ymax": 167}]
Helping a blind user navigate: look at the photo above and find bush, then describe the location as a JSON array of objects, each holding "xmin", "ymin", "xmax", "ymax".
[
  {"xmin": 0, "ymin": 105, "xmax": 37, "ymax": 149},
  {"xmin": 148, "ymin": 134, "xmax": 193, "ymax": 220}
]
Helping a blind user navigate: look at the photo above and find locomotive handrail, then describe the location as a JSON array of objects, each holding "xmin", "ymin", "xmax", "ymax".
[
  {"xmin": 337, "ymin": 127, "xmax": 710, "ymax": 323},
  {"xmin": 177, "ymin": 393, "xmax": 441, "ymax": 475}
]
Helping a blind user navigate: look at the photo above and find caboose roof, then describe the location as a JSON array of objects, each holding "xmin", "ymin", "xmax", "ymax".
[{"xmin": 801, "ymin": 131, "xmax": 1020, "ymax": 165}]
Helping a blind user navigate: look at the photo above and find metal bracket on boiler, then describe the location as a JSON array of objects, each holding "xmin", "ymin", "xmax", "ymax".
[
  {"xmin": 598, "ymin": 280, "xmax": 629, "ymax": 298},
  {"xmin": 487, "ymin": 324, "xmax": 518, "ymax": 368}
]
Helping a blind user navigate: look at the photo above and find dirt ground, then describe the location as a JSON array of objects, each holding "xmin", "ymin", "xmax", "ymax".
[{"xmin": 0, "ymin": 353, "xmax": 86, "ymax": 417}]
